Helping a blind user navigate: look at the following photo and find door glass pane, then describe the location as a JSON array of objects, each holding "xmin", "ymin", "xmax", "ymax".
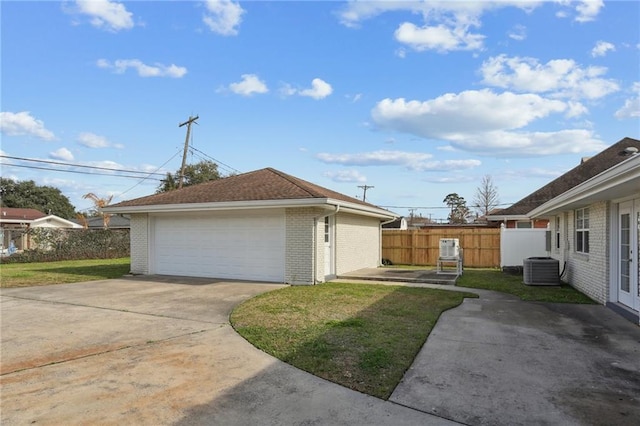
[{"xmin": 620, "ymin": 213, "xmax": 630, "ymax": 292}]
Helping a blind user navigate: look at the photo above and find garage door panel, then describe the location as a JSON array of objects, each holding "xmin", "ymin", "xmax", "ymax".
[{"xmin": 152, "ymin": 212, "xmax": 284, "ymax": 281}]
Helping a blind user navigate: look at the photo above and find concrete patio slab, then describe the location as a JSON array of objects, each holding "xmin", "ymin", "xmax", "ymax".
[{"xmin": 338, "ymin": 267, "xmax": 458, "ymax": 285}]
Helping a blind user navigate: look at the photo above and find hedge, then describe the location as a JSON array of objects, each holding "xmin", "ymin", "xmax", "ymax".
[{"xmin": 1, "ymin": 228, "xmax": 130, "ymax": 263}]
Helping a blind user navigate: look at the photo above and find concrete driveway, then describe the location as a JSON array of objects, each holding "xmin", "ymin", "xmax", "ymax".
[
  {"xmin": 2, "ymin": 277, "xmax": 639, "ymax": 425},
  {"xmin": 0, "ymin": 276, "xmax": 454, "ymax": 426}
]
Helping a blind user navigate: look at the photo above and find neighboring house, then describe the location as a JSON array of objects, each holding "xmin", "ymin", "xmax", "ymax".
[
  {"xmin": 525, "ymin": 137, "xmax": 640, "ymax": 325},
  {"xmin": 382, "ymin": 217, "xmax": 408, "ymax": 230},
  {"xmin": 487, "ymin": 138, "xmax": 640, "ymax": 230},
  {"xmin": 104, "ymin": 168, "xmax": 396, "ymax": 284},
  {"xmin": 74, "ymin": 215, "xmax": 130, "ymax": 229},
  {"xmin": 0, "ymin": 207, "xmax": 82, "ymax": 253}
]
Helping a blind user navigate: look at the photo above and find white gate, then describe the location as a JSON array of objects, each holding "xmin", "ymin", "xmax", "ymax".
[{"xmin": 500, "ymin": 224, "xmax": 549, "ymax": 268}]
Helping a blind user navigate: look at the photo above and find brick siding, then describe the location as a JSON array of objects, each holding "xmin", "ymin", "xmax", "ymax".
[
  {"xmin": 129, "ymin": 213, "xmax": 149, "ymax": 274},
  {"xmin": 562, "ymin": 201, "xmax": 609, "ymax": 304},
  {"xmin": 335, "ymin": 212, "xmax": 381, "ymax": 275}
]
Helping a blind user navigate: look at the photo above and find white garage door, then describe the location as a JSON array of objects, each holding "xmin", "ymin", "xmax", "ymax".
[{"xmin": 152, "ymin": 210, "xmax": 285, "ymax": 282}]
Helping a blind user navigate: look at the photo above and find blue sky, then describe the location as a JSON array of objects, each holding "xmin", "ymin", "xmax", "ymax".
[{"xmin": 1, "ymin": 0, "xmax": 639, "ymax": 221}]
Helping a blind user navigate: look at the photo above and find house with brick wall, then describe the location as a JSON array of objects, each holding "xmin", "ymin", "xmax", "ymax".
[
  {"xmin": 525, "ymin": 137, "xmax": 640, "ymax": 325},
  {"xmin": 104, "ymin": 168, "xmax": 396, "ymax": 284}
]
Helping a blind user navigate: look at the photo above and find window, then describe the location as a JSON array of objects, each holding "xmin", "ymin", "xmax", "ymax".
[
  {"xmin": 555, "ymin": 216, "xmax": 561, "ymax": 249},
  {"xmin": 516, "ymin": 221, "xmax": 532, "ymax": 229},
  {"xmin": 575, "ymin": 208, "xmax": 589, "ymax": 253},
  {"xmin": 324, "ymin": 216, "xmax": 330, "ymax": 243}
]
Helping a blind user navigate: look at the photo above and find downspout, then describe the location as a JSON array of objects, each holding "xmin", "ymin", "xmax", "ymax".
[{"xmin": 312, "ymin": 205, "xmax": 340, "ymax": 284}]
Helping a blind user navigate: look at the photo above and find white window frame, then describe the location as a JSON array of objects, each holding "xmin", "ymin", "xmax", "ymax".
[
  {"xmin": 516, "ymin": 221, "xmax": 532, "ymax": 229},
  {"xmin": 575, "ymin": 207, "xmax": 589, "ymax": 254}
]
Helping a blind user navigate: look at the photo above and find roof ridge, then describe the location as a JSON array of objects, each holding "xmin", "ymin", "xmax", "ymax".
[{"xmin": 265, "ymin": 167, "xmax": 326, "ymax": 198}]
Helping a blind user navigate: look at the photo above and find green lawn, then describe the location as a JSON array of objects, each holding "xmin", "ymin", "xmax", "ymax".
[
  {"xmin": 0, "ymin": 258, "xmax": 131, "ymax": 288},
  {"xmin": 457, "ymin": 268, "xmax": 597, "ymax": 304},
  {"xmin": 231, "ymin": 282, "xmax": 477, "ymax": 399}
]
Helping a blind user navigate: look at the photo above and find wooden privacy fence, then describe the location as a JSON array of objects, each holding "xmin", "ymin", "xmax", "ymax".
[{"xmin": 382, "ymin": 228, "xmax": 500, "ymax": 268}]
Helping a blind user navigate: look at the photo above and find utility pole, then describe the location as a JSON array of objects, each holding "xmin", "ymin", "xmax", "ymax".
[
  {"xmin": 357, "ymin": 185, "xmax": 374, "ymax": 202},
  {"xmin": 178, "ymin": 115, "xmax": 199, "ymax": 189}
]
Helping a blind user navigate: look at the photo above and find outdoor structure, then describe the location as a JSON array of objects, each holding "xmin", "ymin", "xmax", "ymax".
[
  {"xmin": 104, "ymin": 168, "xmax": 396, "ymax": 284},
  {"xmin": 73, "ymin": 215, "xmax": 131, "ymax": 229},
  {"xmin": 524, "ymin": 137, "xmax": 640, "ymax": 324},
  {"xmin": 0, "ymin": 208, "xmax": 82, "ymax": 253}
]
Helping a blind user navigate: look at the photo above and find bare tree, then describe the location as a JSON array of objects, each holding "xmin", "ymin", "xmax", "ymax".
[{"xmin": 473, "ymin": 175, "xmax": 500, "ymax": 217}]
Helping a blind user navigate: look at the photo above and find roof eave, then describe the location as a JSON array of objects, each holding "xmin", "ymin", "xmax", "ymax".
[
  {"xmin": 104, "ymin": 197, "xmax": 397, "ymax": 219},
  {"xmin": 529, "ymin": 155, "xmax": 640, "ymax": 218},
  {"xmin": 484, "ymin": 214, "xmax": 531, "ymax": 222}
]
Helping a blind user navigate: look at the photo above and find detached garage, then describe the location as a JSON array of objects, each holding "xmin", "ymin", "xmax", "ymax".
[{"xmin": 104, "ymin": 168, "xmax": 395, "ymax": 284}]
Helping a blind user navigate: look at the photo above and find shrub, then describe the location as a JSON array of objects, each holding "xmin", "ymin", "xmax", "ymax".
[{"xmin": 1, "ymin": 228, "xmax": 130, "ymax": 263}]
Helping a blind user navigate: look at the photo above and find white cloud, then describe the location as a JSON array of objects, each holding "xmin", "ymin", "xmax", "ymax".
[
  {"xmin": 226, "ymin": 74, "xmax": 269, "ymax": 96},
  {"xmin": 97, "ymin": 59, "xmax": 187, "ymax": 78},
  {"xmin": 203, "ymin": 0, "xmax": 245, "ymax": 36},
  {"xmin": 324, "ymin": 170, "xmax": 367, "ymax": 183},
  {"xmin": 615, "ymin": 82, "xmax": 640, "ymax": 119},
  {"xmin": 394, "ymin": 22, "xmax": 484, "ymax": 52},
  {"xmin": 480, "ymin": 55, "xmax": 619, "ymax": 100},
  {"xmin": 337, "ymin": 1, "xmax": 540, "ymax": 28},
  {"xmin": 372, "ymin": 90, "xmax": 568, "ymax": 139},
  {"xmin": 281, "ymin": 78, "xmax": 333, "ymax": 100},
  {"xmin": 508, "ymin": 24, "xmax": 527, "ymax": 41},
  {"xmin": 591, "ymin": 40, "xmax": 615, "ymax": 57},
  {"xmin": 0, "ymin": 111, "xmax": 56, "ymax": 141},
  {"xmin": 446, "ymin": 129, "xmax": 606, "ymax": 156},
  {"xmin": 370, "ymin": 90, "xmax": 609, "ymax": 156},
  {"xmin": 49, "ymin": 147, "xmax": 74, "ymax": 161},
  {"xmin": 337, "ymin": 1, "xmax": 540, "ymax": 53},
  {"xmin": 77, "ymin": 132, "xmax": 123, "ymax": 149},
  {"xmin": 317, "ymin": 150, "xmax": 431, "ymax": 167},
  {"xmin": 74, "ymin": 0, "xmax": 134, "ymax": 32},
  {"xmin": 574, "ymin": 0, "xmax": 604, "ymax": 23},
  {"xmin": 316, "ymin": 150, "xmax": 480, "ymax": 172},
  {"xmin": 299, "ymin": 78, "xmax": 333, "ymax": 99}
]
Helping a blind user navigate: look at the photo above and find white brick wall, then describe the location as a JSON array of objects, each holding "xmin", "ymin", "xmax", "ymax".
[
  {"xmin": 285, "ymin": 207, "xmax": 323, "ymax": 285},
  {"xmin": 129, "ymin": 213, "xmax": 149, "ymax": 274},
  {"xmin": 335, "ymin": 212, "xmax": 380, "ymax": 275},
  {"xmin": 561, "ymin": 201, "xmax": 609, "ymax": 304}
]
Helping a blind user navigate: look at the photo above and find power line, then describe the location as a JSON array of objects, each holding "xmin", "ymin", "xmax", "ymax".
[
  {"xmin": 117, "ymin": 149, "xmax": 183, "ymax": 198},
  {"xmin": 189, "ymin": 146, "xmax": 241, "ymax": 175},
  {"xmin": 3, "ymin": 163, "xmax": 163, "ymax": 180},
  {"xmin": 0, "ymin": 155, "xmax": 166, "ymax": 176}
]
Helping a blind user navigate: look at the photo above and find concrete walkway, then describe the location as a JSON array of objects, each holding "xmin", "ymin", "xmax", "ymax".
[{"xmin": 337, "ymin": 278, "xmax": 640, "ymax": 426}]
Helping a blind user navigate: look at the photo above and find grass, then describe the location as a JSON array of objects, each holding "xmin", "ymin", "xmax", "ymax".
[
  {"xmin": 457, "ymin": 268, "xmax": 597, "ymax": 304},
  {"xmin": 0, "ymin": 258, "xmax": 131, "ymax": 288},
  {"xmin": 231, "ymin": 282, "xmax": 477, "ymax": 399}
]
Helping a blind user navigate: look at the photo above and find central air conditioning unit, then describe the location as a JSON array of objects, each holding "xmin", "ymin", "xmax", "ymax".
[
  {"xmin": 523, "ymin": 257, "xmax": 560, "ymax": 286},
  {"xmin": 439, "ymin": 238, "xmax": 460, "ymax": 259}
]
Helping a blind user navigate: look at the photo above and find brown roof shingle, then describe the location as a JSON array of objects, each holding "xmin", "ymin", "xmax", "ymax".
[
  {"xmin": 0, "ymin": 208, "xmax": 46, "ymax": 221},
  {"xmin": 497, "ymin": 137, "xmax": 640, "ymax": 216},
  {"xmin": 110, "ymin": 167, "xmax": 378, "ymax": 209}
]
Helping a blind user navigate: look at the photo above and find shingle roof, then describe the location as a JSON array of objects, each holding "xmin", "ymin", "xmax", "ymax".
[
  {"xmin": 110, "ymin": 167, "xmax": 379, "ymax": 209},
  {"xmin": 497, "ymin": 137, "xmax": 640, "ymax": 216},
  {"xmin": 0, "ymin": 208, "xmax": 46, "ymax": 221}
]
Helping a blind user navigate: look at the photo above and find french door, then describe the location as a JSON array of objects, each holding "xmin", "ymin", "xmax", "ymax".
[{"xmin": 618, "ymin": 201, "xmax": 638, "ymax": 309}]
